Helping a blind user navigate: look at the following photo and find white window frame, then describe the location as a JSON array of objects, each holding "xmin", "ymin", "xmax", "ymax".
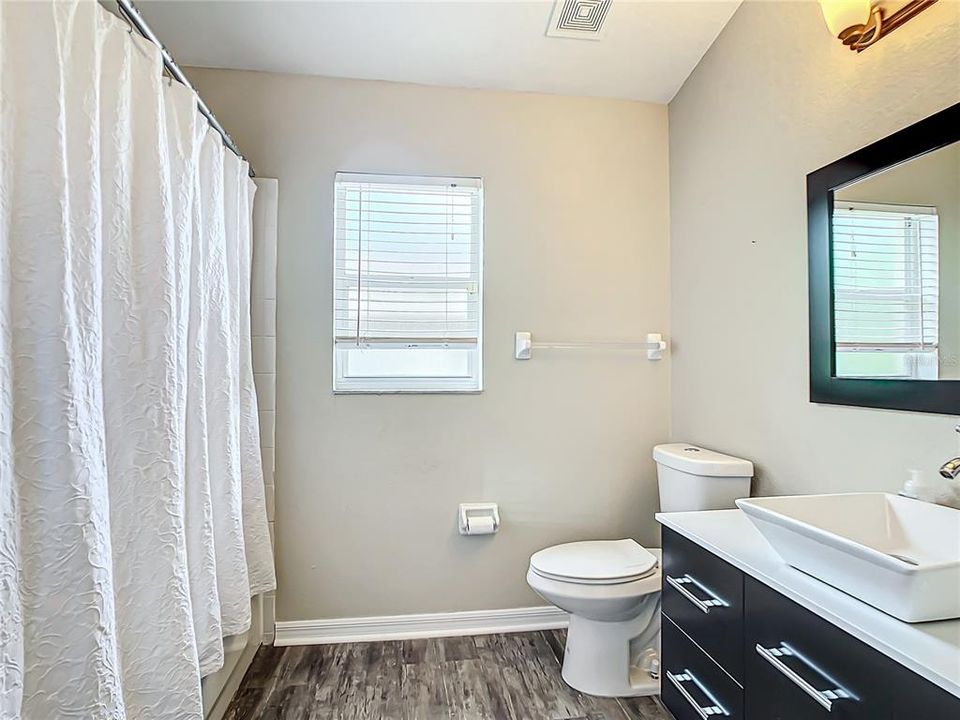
[{"xmin": 332, "ymin": 172, "xmax": 484, "ymax": 394}]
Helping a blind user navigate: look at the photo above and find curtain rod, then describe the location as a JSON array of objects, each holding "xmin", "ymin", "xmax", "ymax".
[{"xmin": 110, "ymin": 0, "xmax": 256, "ymax": 177}]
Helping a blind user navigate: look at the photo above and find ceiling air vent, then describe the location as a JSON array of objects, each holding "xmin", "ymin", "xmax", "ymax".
[{"xmin": 546, "ymin": 0, "xmax": 613, "ymax": 40}]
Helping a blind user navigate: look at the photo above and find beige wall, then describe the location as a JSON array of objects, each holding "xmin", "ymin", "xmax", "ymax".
[
  {"xmin": 187, "ymin": 69, "xmax": 671, "ymax": 621},
  {"xmin": 669, "ymin": 1, "xmax": 960, "ymax": 497}
]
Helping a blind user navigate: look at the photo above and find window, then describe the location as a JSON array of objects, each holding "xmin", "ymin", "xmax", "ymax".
[
  {"xmin": 832, "ymin": 201, "xmax": 939, "ymax": 380},
  {"xmin": 333, "ymin": 173, "xmax": 483, "ymax": 392}
]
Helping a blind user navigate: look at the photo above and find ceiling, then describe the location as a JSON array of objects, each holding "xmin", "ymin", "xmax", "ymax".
[{"xmin": 137, "ymin": 0, "xmax": 742, "ymax": 104}]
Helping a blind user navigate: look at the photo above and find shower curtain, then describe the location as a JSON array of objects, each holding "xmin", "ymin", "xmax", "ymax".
[{"xmin": 0, "ymin": 1, "xmax": 276, "ymax": 718}]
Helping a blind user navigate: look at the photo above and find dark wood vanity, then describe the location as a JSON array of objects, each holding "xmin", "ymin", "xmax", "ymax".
[{"xmin": 660, "ymin": 527, "xmax": 960, "ymax": 720}]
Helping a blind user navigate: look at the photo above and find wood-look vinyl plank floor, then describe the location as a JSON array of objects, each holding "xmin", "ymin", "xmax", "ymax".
[{"xmin": 224, "ymin": 630, "xmax": 671, "ymax": 720}]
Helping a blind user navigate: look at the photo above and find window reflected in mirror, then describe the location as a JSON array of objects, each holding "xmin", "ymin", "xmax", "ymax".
[{"xmin": 832, "ymin": 141, "xmax": 959, "ymax": 380}]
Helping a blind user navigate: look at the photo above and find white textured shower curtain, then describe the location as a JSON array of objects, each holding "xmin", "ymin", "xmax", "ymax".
[{"xmin": 0, "ymin": 1, "xmax": 276, "ymax": 718}]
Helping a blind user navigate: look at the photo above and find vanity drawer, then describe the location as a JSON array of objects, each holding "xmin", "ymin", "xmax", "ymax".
[
  {"xmin": 662, "ymin": 615, "xmax": 743, "ymax": 720},
  {"xmin": 891, "ymin": 668, "xmax": 960, "ymax": 718},
  {"xmin": 745, "ymin": 576, "xmax": 887, "ymax": 719},
  {"xmin": 745, "ymin": 576, "xmax": 960, "ymax": 719},
  {"xmin": 662, "ymin": 527, "xmax": 744, "ymax": 681}
]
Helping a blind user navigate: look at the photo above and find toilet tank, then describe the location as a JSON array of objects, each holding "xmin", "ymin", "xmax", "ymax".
[{"xmin": 653, "ymin": 443, "xmax": 753, "ymax": 512}]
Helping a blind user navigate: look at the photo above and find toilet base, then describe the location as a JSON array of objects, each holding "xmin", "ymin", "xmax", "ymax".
[{"xmin": 560, "ymin": 605, "xmax": 661, "ymax": 698}]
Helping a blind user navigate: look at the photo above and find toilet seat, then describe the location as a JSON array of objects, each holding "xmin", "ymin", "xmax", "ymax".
[{"xmin": 529, "ymin": 539, "xmax": 658, "ymax": 585}]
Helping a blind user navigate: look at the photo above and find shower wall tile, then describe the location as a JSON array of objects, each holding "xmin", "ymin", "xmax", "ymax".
[
  {"xmin": 264, "ymin": 299, "xmax": 277, "ymax": 336},
  {"xmin": 261, "ymin": 446, "xmax": 275, "ymax": 473},
  {"xmin": 251, "ymin": 299, "xmax": 266, "ymax": 337},
  {"xmin": 252, "ymin": 178, "xmax": 279, "ymax": 304},
  {"xmin": 259, "ymin": 410, "xmax": 275, "ymax": 448},
  {"xmin": 264, "ymin": 482, "xmax": 275, "ymax": 521},
  {"xmin": 252, "ymin": 298, "xmax": 276, "ymax": 338},
  {"xmin": 262, "ymin": 594, "xmax": 276, "ymax": 644},
  {"xmin": 254, "ymin": 373, "xmax": 276, "ymax": 412},
  {"xmin": 252, "ymin": 337, "xmax": 276, "ymax": 374},
  {"xmin": 251, "ymin": 251, "xmax": 265, "ymax": 307},
  {"xmin": 261, "ymin": 235, "xmax": 277, "ymax": 302}
]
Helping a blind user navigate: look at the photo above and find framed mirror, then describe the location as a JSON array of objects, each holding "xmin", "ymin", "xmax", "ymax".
[{"xmin": 808, "ymin": 103, "xmax": 960, "ymax": 415}]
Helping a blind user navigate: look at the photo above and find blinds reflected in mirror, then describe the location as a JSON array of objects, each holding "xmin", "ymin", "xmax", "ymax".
[
  {"xmin": 333, "ymin": 172, "xmax": 483, "ymax": 392},
  {"xmin": 832, "ymin": 201, "xmax": 939, "ymax": 379}
]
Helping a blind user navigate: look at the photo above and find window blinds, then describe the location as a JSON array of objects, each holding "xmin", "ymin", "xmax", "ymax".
[
  {"xmin": 334, "ymin": 173, "xmax": 482, "ymax": 348},
  {"xmin": 832, "ymin": 202, "xmax": 939, "ymax": 351}
]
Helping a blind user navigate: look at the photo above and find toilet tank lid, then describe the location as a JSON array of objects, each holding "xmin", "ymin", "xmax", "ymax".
[{"xmin": 653, "ymin": 443, "xmax": 753, "ymax": 477}]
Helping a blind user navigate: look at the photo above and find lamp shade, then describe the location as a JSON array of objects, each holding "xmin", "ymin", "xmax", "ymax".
[{"xmin": 820, "ymin": 0, "xmax": 872, "ymax": 37}]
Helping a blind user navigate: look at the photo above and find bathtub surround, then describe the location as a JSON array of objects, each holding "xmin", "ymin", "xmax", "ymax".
[
  {"xmin": 186, "ymin": 68, "xmax": 671, "ymax": 623},
  {"xmin": 669, "ymin": 1, "xmax": 960, "ymax": 497},
  {"xmin": 251, "ymin": 178, "xmax": 280, "ymax": 639}
]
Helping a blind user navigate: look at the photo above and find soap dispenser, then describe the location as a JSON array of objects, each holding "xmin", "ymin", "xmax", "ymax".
[{"xmin": 901, "ymin": 469, "xmax": 941, "ymax": 504}]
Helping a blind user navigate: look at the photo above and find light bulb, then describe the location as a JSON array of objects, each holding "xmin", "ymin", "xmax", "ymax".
[{"xmin": 819, "ymin": 0, "xmax": 872, "ymax": 37}]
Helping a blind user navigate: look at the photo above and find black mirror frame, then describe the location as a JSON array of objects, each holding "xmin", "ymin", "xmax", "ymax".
[{"xmin": 807, "ymin": 102, "xmax": 960, "ymax": 416}]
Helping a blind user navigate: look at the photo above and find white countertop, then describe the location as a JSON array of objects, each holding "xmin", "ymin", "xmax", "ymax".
[{"xmin": 656, "ymin": 509, "xmax": 960, "ymax": 699}]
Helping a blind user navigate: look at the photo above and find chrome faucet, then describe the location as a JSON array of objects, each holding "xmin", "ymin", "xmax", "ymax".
[
  {"xmin": 940, "ymin": 458, "xmax": 960, "ymax": 479},
  {"xmin": 939, "ymin": 425, "xmax": 960, "ymax": 479}
]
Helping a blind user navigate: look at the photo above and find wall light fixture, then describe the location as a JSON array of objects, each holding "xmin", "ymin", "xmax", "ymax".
[{"xmin": 819, "ymin": 0, "xmax": 939, "ymax": 51}]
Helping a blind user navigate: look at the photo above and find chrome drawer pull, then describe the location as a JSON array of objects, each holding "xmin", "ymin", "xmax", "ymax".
[
  {"xmin": 665, "ymin": 669, "xmax": 730, "ymax": 719},
  {"xmin": 665, "ymin": 574, "xmax": 727, "ymax": 614},
  {"xmin": 755, "ymin": 643, "xmax": 855, "ymax": 712}
]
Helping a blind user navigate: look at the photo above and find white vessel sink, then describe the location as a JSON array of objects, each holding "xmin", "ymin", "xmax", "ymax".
[{"xmin": 736, "ymin": 493, "xmax": 960, "ymax": 623}]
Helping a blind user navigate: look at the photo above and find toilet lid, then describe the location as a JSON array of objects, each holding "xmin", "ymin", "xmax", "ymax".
[{"xmin": 529, "ymin": 539, "xmax": 657, "ymax": 585}]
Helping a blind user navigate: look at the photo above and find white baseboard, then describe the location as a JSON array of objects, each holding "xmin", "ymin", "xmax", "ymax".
[{"xmin": 274, "ymin": 605, "xmax": 568, "ymax": 647}]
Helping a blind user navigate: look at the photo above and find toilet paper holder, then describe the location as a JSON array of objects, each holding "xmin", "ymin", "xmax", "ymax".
[{"xmin": 458, "ymin": 503, "xmax": 500, "ymax": 535}]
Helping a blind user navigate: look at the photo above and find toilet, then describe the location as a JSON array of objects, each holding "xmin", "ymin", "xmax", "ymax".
[{"xmin": 526, "ymin": 443, "xmax": 753, "ymax": 697}]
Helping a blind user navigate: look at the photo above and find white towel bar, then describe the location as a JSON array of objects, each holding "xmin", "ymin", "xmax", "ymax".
[{"xmin": 514, "ymin": 332, "xmax": 667, "ymax": 361}]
